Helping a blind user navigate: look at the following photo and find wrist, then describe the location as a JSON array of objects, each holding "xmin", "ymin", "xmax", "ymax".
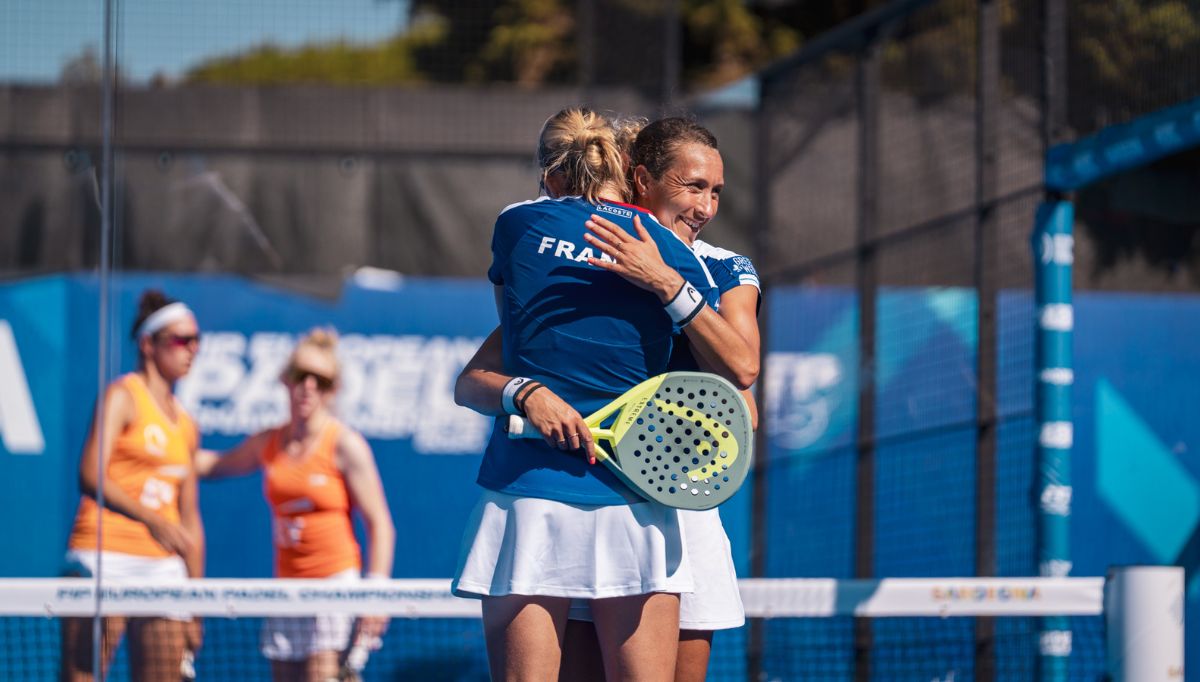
[
  {"xmin": 514, "ymin": 382, "xmax": 546, "ymax": 415},
  {"xmin": 501, "ymin": 377, "xmax": 533, "ymax": 415},
  {"xmin": 142, "ymin": 511, "xmax": 165, "ymax": 530},
  {"xmin": 655, "ymin": 273, "xmax": 687, "ymax": 303},
  {"xmin": 664, "ymin": 281, "xmax": 706, "ymax": 328}
]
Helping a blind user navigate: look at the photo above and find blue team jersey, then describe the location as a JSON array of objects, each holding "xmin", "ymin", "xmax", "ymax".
[
  {"xmin": 667, "ymin": 240, "xmax": 761, "ymax": 373},
  {"xmin": 694, "ymin": 240, "xmax": 760, "ymax": 298},
  {"xmin": 479, "ymin": 196, "xmax": 719, "ymax": 504}
]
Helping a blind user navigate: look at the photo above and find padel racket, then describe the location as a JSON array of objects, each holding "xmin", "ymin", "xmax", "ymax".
[{"xmin": 507, "ymin": 371, "xmax": 752, "ymax": 510}]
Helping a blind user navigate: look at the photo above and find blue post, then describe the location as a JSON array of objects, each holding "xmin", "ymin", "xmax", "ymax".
[{"xmin": 1032, "ymin": 199, "xmax": 1074, "ymax": 680}]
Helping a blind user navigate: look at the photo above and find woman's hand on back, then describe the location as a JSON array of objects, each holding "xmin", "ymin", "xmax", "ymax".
[{"xmin": 584, "ymin": 214, "xmax": 685, "ymax": 303}]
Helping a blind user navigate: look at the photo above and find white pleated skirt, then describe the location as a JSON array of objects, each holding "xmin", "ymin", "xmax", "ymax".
[
  {"xmin": 675, "ymin": 508, "xmax": 744, "ymax": 629},
  {"xmin": 452, "ymin": 489, "xmax": 693, "ymax": 599},
  {"xmin": 569, "ymin": 508, "xmax": 744, "ymax": 630},
  {"xmin": 261, "ymin": 569, "xmax": 358, "ymax": 661},
  {"xmin": 64, "ymin": 550, "xmax": 191, "ymax": 622}
]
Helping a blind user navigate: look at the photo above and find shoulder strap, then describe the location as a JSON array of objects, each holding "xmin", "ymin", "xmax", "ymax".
[
  {"xmin": 119, "ymin": 373, "xmax": 156, "ymax": 425},
  {"xmin": 261, "ymin": 426, "xmax": 286, "ymax": 464},
  {"xmin": 319, "ymin": 419, "xmax": 344, "ymax": 467}
]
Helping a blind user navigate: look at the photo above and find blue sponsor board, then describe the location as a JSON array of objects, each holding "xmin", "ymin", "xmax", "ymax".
[
  {"xmin": 0, "ymin": 277, "xmax": 72, "ymax": 577},
  {"xmin": 761, "ymin": 287, "xmax": 1200, "ymax": 680}
]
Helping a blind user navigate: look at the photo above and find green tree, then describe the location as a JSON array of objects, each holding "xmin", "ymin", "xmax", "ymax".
[
  {"xmin": 684, "ymin": 0, "xmax": 801, "ymax": 87},
  {"xmin": 404, "ymin": 0, "xmax": 508, "ymax": 82},
  {"xmin": 406, "ymin": 0, "xmax": 801, "ymax": 88},
  {"xmin": 1071, "ymin": 0, "xmax": 1200, "ymax": 131},
  {"xmin": 177, "ymin": 0, "xmax": 1200, "ymax": 118},
  {"xmin": 184, "ymin": 13, "xmax": 446, "ymax": 85},
  {"xmin": 472, "ymin": 0, "xmax": 576, "ymax": 85}
]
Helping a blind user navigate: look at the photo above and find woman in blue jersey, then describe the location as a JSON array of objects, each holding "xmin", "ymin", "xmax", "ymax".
[
  {"xmin": 451, "ymin": 108, "xmax": 721, "ymax": 682},
  {"xmin": 572, "ymin": 116, "xmax": 762, "ymax": 682}
]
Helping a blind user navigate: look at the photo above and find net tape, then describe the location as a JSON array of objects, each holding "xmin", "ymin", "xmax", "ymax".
[{"xmin": 0, "ymin": 577, "xmax": 1103, "ymax": 618}]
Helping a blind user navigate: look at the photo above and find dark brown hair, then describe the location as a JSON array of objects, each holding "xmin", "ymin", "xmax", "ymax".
[
  {"xmin": 631, "ymin": 117, "xmax": 719, "ymax": 181},
  {"xmin": 130, "ymin": 289, "xmax": 177, "ymax": 339}
]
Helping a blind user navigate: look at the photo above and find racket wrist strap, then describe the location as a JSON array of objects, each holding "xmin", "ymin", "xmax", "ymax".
[
  {"xmin": 501, "ymin": 377, "xmax": 534, "ymax": 415},
  {"xmin": 664, "ymin": 281, "xmax": 705, "ymax": 328},
  {"xmin": 514, "ymin": 382, "xmax": 546, "ymax": 415}
]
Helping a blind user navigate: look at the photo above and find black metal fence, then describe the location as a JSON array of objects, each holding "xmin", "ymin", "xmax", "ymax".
[{"xmin": 739, "ymin": 1, "xmax": 1044, "ymax": 678}]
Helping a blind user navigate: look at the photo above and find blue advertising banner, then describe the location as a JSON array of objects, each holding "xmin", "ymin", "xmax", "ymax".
[{"xmin": 0, "ymin": 277, "xmax": 72, "ymax": 578}]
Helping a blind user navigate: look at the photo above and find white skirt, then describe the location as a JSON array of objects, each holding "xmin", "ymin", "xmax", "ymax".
[
  {"xmin": 65, "ymin": 549, "xmax": 188, "ymax": 581},
  {"xmin": 452, "ymin": 490, "xmax": 693, "ymax": 599},
  {"xmin": 569, "ymin": 508, "xmax": 744, "ymax": 630},
  {"xmin": 64, "ymin": 550, "xmax": 191, "ymax": 622},
  {"xmin": 261, "ymin": 569, "xmax": 358, "ymax": 661}
]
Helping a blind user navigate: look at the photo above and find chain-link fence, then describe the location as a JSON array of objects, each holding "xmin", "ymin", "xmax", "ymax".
[
  {"xmin": 0, "ymin": 84, "xmax": 656, "ymax": 281},
  {"xmin": 738, "ymin": 0, "xmax": 1074, "ymax": 677},
  {"xmin": 730, "ymin": 0, "xmax": 1199, "ymax": 677},
  {"xmin": 749, "ymin": 0, "xmax": 1041, "ymax": 578},
  {"xmin": 0, "ymin": 0, "xmax": 681, "ymax": 280}
]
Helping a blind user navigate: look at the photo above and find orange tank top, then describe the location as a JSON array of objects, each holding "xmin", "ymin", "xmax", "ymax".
[
  {"xmin": 262, "ymin": 419, "xmax": 361, "ymax": 578},
  {"xmin": 69, "ymin": 373, "xmax": 198, "ymax": 558}
]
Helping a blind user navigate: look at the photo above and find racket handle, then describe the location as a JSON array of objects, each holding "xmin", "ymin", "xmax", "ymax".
[
  {"xmin": 506, "ymin": 415, "xmax": 541, "ymax": 439},
  {"xmin": 345, "ymin": 637, "xmax": 377, "ymax": 672}
]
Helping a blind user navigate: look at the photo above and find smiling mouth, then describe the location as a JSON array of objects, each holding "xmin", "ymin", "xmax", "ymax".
[{"xmin": 681, "ymin": 217, "xmax": 704, "ymax": 231}]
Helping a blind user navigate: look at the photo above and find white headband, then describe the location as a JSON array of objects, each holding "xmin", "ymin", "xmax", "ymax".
[{"xmin": 138, "ymin": 302, "xmax": 194, "ymax": 338}]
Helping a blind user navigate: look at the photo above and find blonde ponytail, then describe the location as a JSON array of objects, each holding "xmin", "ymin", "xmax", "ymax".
[{"xmin": 537, "ymin": 108, "xmax": 629, "ymax": 203}]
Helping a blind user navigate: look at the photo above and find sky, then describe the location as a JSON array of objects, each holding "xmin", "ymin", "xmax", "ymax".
[{"xmin": 2, "ymin": 0, "xmax": 409, "ymax": 84}]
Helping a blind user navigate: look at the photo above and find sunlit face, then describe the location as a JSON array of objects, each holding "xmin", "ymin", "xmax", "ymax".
[
  {"xmin": 634, "ymin": 143, "xmax": 724, "ymax": 245},
  {"xmin": 143, "ymin": 317, "xmax": 200, "ymax": 382},
  {"xmin": 281, "ymin": 345, "xmax": 338, "ymax": 419}
]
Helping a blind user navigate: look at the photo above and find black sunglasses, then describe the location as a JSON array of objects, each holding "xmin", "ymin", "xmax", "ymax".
[{"xmin": 284, "ymin": 366, "xmax": 336, "ymax": 391}]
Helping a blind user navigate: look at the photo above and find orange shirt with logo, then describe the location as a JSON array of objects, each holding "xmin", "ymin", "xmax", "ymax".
[
  {"xmin": 262, "ymin": 420, "xmax": 361, "ymax": 578},
  {"xmin": 69, "ymin": 373, "xmax": 198, "ymax": 558}
]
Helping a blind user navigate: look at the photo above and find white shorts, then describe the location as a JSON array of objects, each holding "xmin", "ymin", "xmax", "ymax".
[
  {"xmin": 63, "ymin": 549, "xmax": 191, "ymax": 621},
  {"xmin": 65, "ymin": 549, "xmax": 189, "ymax": 581},
  {"xmin": 569, "ymin": 508, "xmax": 744, "ymax": 630},
  {"xmin": 452, "ymin": 489, "xmax": 693, "ymax": 600},
  {"xmin": 261, "ymin": 569, "xmax": 359, "ymax": 661}
]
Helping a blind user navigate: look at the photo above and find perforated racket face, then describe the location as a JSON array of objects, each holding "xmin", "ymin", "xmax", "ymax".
[{"xmin": 608, "ymin": 372, "xmax": 752, "ymax": 510}]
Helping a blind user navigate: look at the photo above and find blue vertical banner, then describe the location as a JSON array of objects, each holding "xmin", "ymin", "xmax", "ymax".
[
  {"xmin": 1033, "ymin": 199, "xmax": 1075, "ymax": 679},
  {"xmin": 0, "ymin": 277, "xmax": 73, "ymax": 577}
]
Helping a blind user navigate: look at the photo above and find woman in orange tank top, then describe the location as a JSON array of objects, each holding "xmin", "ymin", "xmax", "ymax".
[
  {"xmin": 61, "ymin": 290, "xmax": 205, "ymax": 682},
  {"xmin": 197, "ymin": 328, "xmax": 395, "ymax": 682}
]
